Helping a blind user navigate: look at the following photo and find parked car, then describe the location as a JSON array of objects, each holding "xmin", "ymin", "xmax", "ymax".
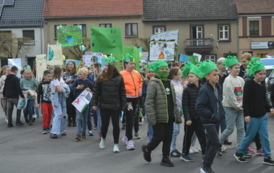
[{"xmin": 266, "ymin": 66, "xmax": 274, "ymax": 93}]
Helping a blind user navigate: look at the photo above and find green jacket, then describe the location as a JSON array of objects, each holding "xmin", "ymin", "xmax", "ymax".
[{"xmin": 145, "ymin": 77, "xmax": 182, "ymax": 125}]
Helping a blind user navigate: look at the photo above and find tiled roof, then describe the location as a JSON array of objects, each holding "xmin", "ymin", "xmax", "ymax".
[
  {"xmin": 43, "ymin": 0, "xmax": 143, "ymax": 18},
  {"xmin": 0, "ymin": 0, "xmax": 44, "ymax": 28},
  {"xmin": 143, "ymin": 0, "xmax": 238, "ymax": 21},
  {"xmin": 236, "ymin": 0, "xmax": 274, "ymax": 14}
]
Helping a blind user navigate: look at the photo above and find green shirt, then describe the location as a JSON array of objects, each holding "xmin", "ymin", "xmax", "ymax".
[{"xmin": 20, "ymin": 78, "xmax": 37, "ymax": 99}]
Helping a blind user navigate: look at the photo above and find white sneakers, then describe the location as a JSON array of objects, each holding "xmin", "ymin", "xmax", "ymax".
[
  {"xmin": 113, "ymin": 144, "xmax": 120, "ymax": 153},
  {"xmin": 126, "ymin": 140, "xmax": 135, "ymax": 150},
  {"xmin": 122, "ymin": 136, "xmax": 128, "ymax": 145},
  {"xmin": 99, "ymin": 138, "xmax": 106, "ymax": 149},
  {"xmin": 189, "ymin": 146, "xmax": 199, "ymax": 154}
]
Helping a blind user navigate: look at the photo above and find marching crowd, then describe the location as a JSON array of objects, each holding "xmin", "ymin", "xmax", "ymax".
[{"xmin": 0, "ymin": 53, "xmax": 274, "ymax": 173}]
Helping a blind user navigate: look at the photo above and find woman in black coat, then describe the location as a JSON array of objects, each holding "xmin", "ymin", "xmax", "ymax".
[{"xmin": 91, "ymin": 60, "xmax": 127, "ymax": 153}]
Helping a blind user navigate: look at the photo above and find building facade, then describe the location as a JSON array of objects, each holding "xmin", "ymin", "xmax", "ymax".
[
  {"xmin": 0, "ymin": 0, "xmax": 44, "ymax": 67},
  {"xmin": 236, "ymin": 0, "xmax": 274, "ymax": 58}
]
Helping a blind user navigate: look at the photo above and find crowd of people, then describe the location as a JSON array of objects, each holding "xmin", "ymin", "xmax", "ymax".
[{"xmin": 0, "ymin": 53, "xmax": 274, "ymax": 173}]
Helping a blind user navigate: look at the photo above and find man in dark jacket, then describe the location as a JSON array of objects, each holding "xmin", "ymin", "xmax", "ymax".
[{"xmin": 3, "ymin": 66, "xmax": 25, "ymax": 127}]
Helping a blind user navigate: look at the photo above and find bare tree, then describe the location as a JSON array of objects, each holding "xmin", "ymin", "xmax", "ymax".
[
  {"xmin": 131, "ymin": 37, "xmax": 150, "ymax": 52},
  {"xmin": 62, "ymin": 37, "xmax": 91, "ymax": 60},
  {"xmin": 0, "ymin": 33, "xmax": 33, "ymax": 58}
]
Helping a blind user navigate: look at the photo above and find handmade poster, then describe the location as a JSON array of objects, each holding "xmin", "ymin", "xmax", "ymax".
[
  {"xmin": 8, "ymin": 58, "xmax": 22, "ymax": 78},
  {"xmin": 36, "ymin": 58, "xmax": 47, "ymax": 81},
  {"xmin": 47, "ymin": 44, "xmax": 63, "ymax": 66},
  {"xmin": 72, "ymin": 90, "xmax": 92, "ymax": 112},
  {"xmin": 90, "ymin": 26, "xmax": 123, "ymax": 54},
  {"xmin": 36, "ymin": 54, "xmax": 47, "ymax": 61},
  {"xmin": 83, "ymin": 55, "xmax": 92, "ymax": 67},
  {"xmin": 141, "ymin": 52, "xmax": 148, "ymax": 61},
  {"xmin": 57, "ymin": 25, "xmax": 83, "ymax": 47},
  {"xmin": 150, "ymin": 30, "xmax": 179, "ymax": 43},
  {"xmin": 179, "ymin": 54, "xmax": 189, "ymax": 63},
  {"xmin": 149, "ymin": 41, "xmax": 175, "ymax": 61},
  {"xmin": 17, "ymin": 97, "xmax": 27, "ymax": 110},
  {"xmin": 193, "ymin": 53, "xmax": 202, "ymax": 62}
]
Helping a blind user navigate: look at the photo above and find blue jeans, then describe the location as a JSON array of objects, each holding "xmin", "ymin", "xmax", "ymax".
[
  {"xmin": 51, "ymin": 94, "xmax": 66, "ymax": 134},
  {"xmin": 220, "ymin": 107, "xmax": 244, "ymax": 144},
  {"xmin": 170, "ymin": 123, "xmax": 180, "ymax": 151},
  {"xmin": 34, "ymin": 107, "xmax": 40, "ymax": 118},
  {"xmin": 238, "ymin": 114, "xmax": 271, "ymax": 157},
  {"xmin": 24, "ymin": 99, "xmax": 34, "ymax": 121},
  {"xmin": 76, "ymin": 107, "xmax": 89, "ymax": 135}
]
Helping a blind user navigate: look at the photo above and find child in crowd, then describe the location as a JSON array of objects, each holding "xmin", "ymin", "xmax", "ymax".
[
  {"xmin": 72, "ymin": 68, "xmax": 93, "ymax": 141},
  {"xmin": 196, "ymin": 61, "xmax": 225, "ymax": 173},
  {"xmin": 0, "ymin": 65, "xmax": 11, "ymax": 123},
  {"xmin": 181, "ymin": 63, "xmax": 206, "ymax": 162},
  {"xmin": 142, "ymin": 60, "xmax": 182, "ymax": 167},
  {"xmin": 38, "ymin": 70, "xmax": 53, "ymax": 134},
  {"xmin": 168, "ymin": 67, "xmax": 184, "ymax": 157},
  {"xmin": 91, "ymin": 56, "xmax": 126, "ymax": 153},
  {"xmin": 3, "ymin": 66, "xmax": 25, "ymax": 127},
  {"xmin": 20, "ymin": 69, "xmax": 37, "ymax": 125},
  {"xmin": 220, "ymin": 56, "xmax": 245, "ymax": 148},
  {"xmin": 234, "ymin": 60, "xmax": 274, "ymax": 165},
  {"xmin": 50, "ymin": 67, "xmax": 70, "ymax": 139}
]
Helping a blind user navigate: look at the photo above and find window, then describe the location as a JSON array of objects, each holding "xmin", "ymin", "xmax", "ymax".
[
  {"xmin": 0, "ymin": 30, "xmax": 11, "ymax": 33},
  {"xmin": 22, "ymin": 30, "xmax": 35, "ymax": 45},
  {"xmin": 205, "ymin": 55, "xmax": 216, "ymax": 62},
  {"xmin": 218, "ymin": 24, "xmax": 230, "ymax": 41},
  {"xmin": 125, "ymin": 23, "xmax": 138, "ymax": 37},
  {"xmin": 223, "ymin": 53, "xmax": 237, "ymax": 57},
  {"xmin": 99, "ymin": 23, "xmax": 112, "ymax": 28},
  {"xmin": 257, "ymin": 53, "xmax": 268, "ymax": 58},
  {"xmin": 249, "ymin": 21, "xmax": 259, "ymax": 36},
  {"xmin": 74, "ymin": 24, "xmax": 87, "ymax": 37},
  {"xmin": 54, "ymin": 24, "xmax": 67, "ymax": 39},
  {"xmin": 190, "ymin": 25, "xmax": 203, "ymax": 45},
  {"xmin": 153, "ymin": 25, "xmax": 166, "ymax": 34}
]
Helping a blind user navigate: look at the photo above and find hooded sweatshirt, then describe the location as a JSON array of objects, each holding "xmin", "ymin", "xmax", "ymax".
[{"xmin": 3, "ymin": 73, "xmax": 24, "ymax": 98}]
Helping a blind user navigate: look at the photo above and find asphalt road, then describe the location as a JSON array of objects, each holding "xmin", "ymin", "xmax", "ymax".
[{"xmin": 0, "ymin": 109, "xmax": 274, "ymax": 173}]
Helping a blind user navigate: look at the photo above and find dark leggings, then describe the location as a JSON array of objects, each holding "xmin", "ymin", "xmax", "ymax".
[
  {"xmin": 100, "ymin": 109, "xmax": 120, "ymax": 144},
  {"xmin": 66, "ymin": 92, "xmax": 76, "ymax": 124}
]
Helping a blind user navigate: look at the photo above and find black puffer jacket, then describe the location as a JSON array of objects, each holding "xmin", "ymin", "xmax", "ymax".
[
  {"xmin": 183, "ymin": 83, "xmax": 201, "ymax": 121},
  {"xmin": 91, "ymin": 75, "xmax": 127, "ymax": 111}
]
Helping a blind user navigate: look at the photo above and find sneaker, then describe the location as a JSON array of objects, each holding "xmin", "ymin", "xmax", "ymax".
[
  {"xmin": 113, "ymin": 144, "xmax": 120, "ymax": 153},
  {"xmin": 88, "ymin": 130, "xmax": 93, "ymax": 136},
  {"xmin": 7, "ymin": 124, "xmax": 14, "ymax": 128},
  {"xmin": 99, "ymin": 138, "xmax": 106, "ymax": 149},
  {"xmin": 5, "ymin": 118, "xmax": 8, "ymax": 123},
  {"xmin": 247, "ymin": 146, "xmax": 255, "ymax": 153},
  {"xmin": 33, "ymin": 114, "xmax": 37, "ymax": 119},
  {"xmin": 193, "ymin": 147, "xmax": 199, "ymax": 153},
  {"xmin": 16, "ymin": 121, "xmax": 24, "ymax": 126},
  {"xmin": 61, "ymin": 132, "xmax": 67, "ymax": 136},
  {"xmin": 180, "ymin": 154, "xmax": 194, "ymax": 162},
  {"xmin": 126, "ymin": 140, "xmax": 135, "ymax": 150},
  {"xmin": 133, "ymin": 133, "xmax": 140, "ymax": 139},
  {"xmin": 46, "ymin": 128, "xmax": 51, "ymax": 133},
  {"xmin": 189, "ymin": 146, "xmax": 194, "ymax": 154},
  {"xmin": 75, "ymin": 135, "xmax": 81, "ymax": 141},
  {"xmin": 170, "ymin": 149, "xmax": 181, "ymax": 157},
  {"xmin": 256, "ymin": 149, "xmax": 264, "ymax": 156},
  {"xmin": 200, "ymin": 167, "xmax": 214, "ymax": 173},
  {"xmin": 50, "ymin": 134, "xmax": 58, "ymax": 139},
  {"xmin": 263, "ymin": 157, "xmax": 274, "ymax": 166},
  {"xmin": 31, "ymin": 118, "xmax": 36, "ymax": 123},
  {"xmin": 223, "ymin": 139, "xmax": 232, "ymax": 145},
  {"xmin": 243, "ymin": 153, "xmax": 252, "ymax": 159},
  {"xmin": 221, "ymin": 145, "xmax": 227, "ymax": 152},
  {"xmin": 142, "ymin": 145, "xmax": 151, "ymax": 162},
  {"xmin": 234, "ymin": 152, "xmax": 247, "ymax": 163},
  {"xmin": 160, "ymin": 157, "xmax": 174, "ymax": 167},
  {"xmin": 42, "ymin": 128, "xmax": 48, "ymax": 134},
  {"xmin": 122, "ymin": 136, "xmax": 128, "ymax": 144}
]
